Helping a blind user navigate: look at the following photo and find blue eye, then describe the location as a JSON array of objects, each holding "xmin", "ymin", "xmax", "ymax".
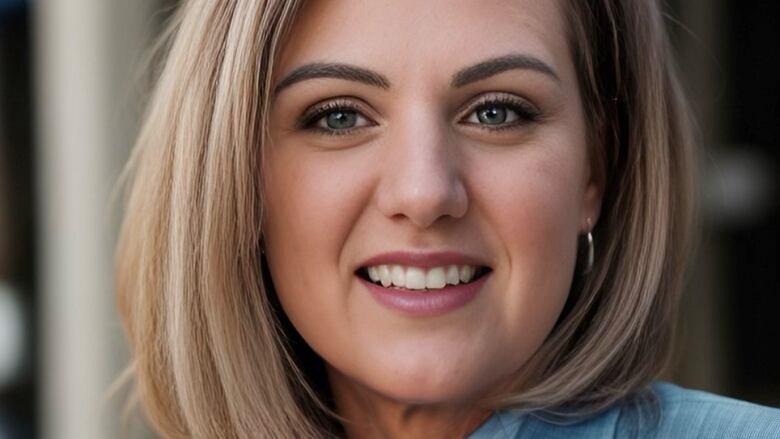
[
  {"xmin": 475, "ymin": 105, "xmax": 514, "ymax": 125},
  {"xmin": 323, "ymin": 110, "xmax": 359, "ymax": 130},
  {"xmin": 299, "ymin": 95, "xmax": 539, "ymax": 136},
  {"xmin": 464, "ymin": 101, "xmax": 536, "ymax": 128},
  {"xmin": 301, "ymin": 100, "xmax": 374, "ymax": 135}
]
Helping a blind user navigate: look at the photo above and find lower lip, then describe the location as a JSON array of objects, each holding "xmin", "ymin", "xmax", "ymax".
[{"xmin": 357, "ymin": 273, "xmax": 490, "ymax": 317}]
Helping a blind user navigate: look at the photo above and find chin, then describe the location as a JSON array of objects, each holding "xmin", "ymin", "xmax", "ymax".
[
  {"xmin": 361, "ymin": 361, "xmax": 496, "ymax": 406},
  {"xmin": 374, "ymin": 383, "xmax": 474, "ymax": 406}
]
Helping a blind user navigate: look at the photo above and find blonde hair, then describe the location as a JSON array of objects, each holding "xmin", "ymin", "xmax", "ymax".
[{"xmin": 116, "ymin": 0, "xmax": 696, "ymax": 437}]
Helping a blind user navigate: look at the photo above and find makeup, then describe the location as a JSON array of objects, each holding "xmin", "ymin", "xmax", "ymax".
[
  {"xmin": 354, "ymin": 251, "xmax": 492, "ymax": 316},
  {"xmin": 357, "ymin": 267, "xmax": 491, "ymax": 317}
]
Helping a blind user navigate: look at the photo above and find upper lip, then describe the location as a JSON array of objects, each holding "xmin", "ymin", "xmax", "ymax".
[{"xmin": 357, "ymin": 250, "xmax": 492, "ymax": 271}]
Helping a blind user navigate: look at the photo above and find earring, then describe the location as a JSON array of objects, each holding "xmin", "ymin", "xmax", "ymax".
[{"xmin": 579, "ymin": 218, "xmax": 595, "ymax": 275}]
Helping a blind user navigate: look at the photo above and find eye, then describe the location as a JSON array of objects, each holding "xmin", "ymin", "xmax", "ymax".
[
  {"xmin": 461, "ymin": 95, "xmax": 540, "ymax": 130},
  {"xmin": 471, "ymin": 105, "xmax": 516, "ymax": 125},
  {"xmin": 299, "ymin": 99, "xmax": 375, "ymax": 135}
]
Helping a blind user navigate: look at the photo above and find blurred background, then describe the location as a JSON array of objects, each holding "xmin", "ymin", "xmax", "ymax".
[{"xmin": 0, "ymin": 0, "xmax": 778, "ymax": 438}]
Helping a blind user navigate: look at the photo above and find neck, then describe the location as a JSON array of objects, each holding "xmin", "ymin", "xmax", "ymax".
[{"xmin": 328, "ymin": 368, "xmax": 493, "ymax": 439}]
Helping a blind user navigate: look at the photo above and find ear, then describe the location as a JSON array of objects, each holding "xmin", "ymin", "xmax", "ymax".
[{"xmin": 580, "ymin": 161, "xmax": 605, "ymax": 233}]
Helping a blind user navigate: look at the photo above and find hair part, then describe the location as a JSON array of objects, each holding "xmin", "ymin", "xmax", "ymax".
[{"xmin": 116, "ymin": 0, "xmax": 696, "ymax": 436}]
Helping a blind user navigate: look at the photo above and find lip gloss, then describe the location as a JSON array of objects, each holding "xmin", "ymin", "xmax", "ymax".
[{"xmin": 357, "ymin": 273, "xmax": 490, "ymax": 317}]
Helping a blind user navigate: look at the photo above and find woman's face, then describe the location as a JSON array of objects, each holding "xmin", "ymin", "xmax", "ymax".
[{"xmin": 264, "ymin": 0, "xmax": 601, "ymax": 404}]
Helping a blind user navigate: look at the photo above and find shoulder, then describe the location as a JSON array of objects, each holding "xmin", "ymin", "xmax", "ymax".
[
  {"xmin": 634, "ymin": 381, "xmax": 780, "ymax": 438},
  {"xmin": 468, "ymin": 381, "xmax": 780, "ymax": 439}
]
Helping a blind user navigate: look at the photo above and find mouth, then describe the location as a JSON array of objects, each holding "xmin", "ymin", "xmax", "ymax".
[{"xmin": 355, "ymin": 264, "xmax": 493, "ymax": 292}]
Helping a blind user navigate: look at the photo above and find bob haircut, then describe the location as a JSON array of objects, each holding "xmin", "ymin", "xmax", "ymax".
[{"xmin": 116, "ymin": 0, "xmax": 696, "ymax": 437}]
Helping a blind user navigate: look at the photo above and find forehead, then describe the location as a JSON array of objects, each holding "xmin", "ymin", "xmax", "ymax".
[{"xmin": 277, "ymin": 0, "xmax": 572, "ymax": 87}]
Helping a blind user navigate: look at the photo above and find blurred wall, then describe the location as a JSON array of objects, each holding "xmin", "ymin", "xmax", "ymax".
[{"xmin": 34, "ymin": 1, "xmax": 161, "ymax": 438}]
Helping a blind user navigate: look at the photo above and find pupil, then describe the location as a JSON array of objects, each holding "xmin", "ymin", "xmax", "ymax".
[
  {"xmin": 478, "ymin": 106, "xmax": 507, "ymax": 124},
  {"xmin": 327, "ymin": 111, "xmax": 357, "ymax": 129}
]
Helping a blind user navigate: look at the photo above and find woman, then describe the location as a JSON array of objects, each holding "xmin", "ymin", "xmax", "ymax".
[{"xmin": 116, "ymin": 0, "xmax": 780, "ymax": 437}]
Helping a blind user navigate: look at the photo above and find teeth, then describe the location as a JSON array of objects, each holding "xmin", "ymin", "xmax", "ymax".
[
  {"xmin": 459, "ymin": 265, "xmax": 474, "ymax": 283},
  {"xmin": 378, "ymin": 265, "xmax": 391, "ymax": 287},
  {"xmin": 426, "ymin": 267, "xmax": 446, "ymax": 289},
  {"xmin": 446, "ymin": 265, "xmax": 460, "ymax": 285},
  {"xmin": 391, "ymin": 265, "xmax": 405, "ymax": 287},
  {"xmin": 368, "ymin": 266, "xmax": 378, "ymax": 282},
  {"xmin": 365, "ymin": 264, "xmax": 483, "ymax": 290},
  {"xmin": 405, "ymin": 267, "xmax": 426, "ymax": 289}
]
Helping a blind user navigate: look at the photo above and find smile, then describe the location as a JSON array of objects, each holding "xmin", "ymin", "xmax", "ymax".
[
  {"xmin": 358, "ymin": 264, "xmax": 490, "ymax": 291},
  {"xmin": 354, "ymin": 250, "xmax": 493, "ymax": 315}
]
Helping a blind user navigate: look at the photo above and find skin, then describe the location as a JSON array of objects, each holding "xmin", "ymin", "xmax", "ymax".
[{"xmin": 263, "ymin": 0, "xmax": 603, "ymax": 437}]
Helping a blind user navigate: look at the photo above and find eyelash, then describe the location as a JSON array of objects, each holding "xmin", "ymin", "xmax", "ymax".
[{"xmin": 298, "ymin": 95, "xmax": 541, "ymax": 136}]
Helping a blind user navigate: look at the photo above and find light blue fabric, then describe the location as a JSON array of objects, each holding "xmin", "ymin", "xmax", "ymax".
[{"xmin": 468, "ymin": 381, "xmax": 780, "ymax": 438}]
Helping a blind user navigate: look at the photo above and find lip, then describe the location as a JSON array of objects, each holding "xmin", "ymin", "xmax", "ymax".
[
  {"xmin": 357, "ymin": 250, "xmax": 491, "ymax": 270},
  {"xmin": 355, "ymin": 250, "xmax": 493, "ymax": 317},
  {"xmin": 357, "ymin": 272, "xmax": 491, "ymax": 317}
]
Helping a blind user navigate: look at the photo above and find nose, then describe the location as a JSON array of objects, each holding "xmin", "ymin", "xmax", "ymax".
[{"xmin": 375, "ymin": 107, "xmax": 468, "ymax": 229}]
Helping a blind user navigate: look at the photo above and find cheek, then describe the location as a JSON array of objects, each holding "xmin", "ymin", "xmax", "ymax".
[
  {"xmin": 469, "ymin": 140, "xmax": 585, "ymax": 345},
  {"xmin": 497, "ymin": 158, "xmax": 581, "ymax": 267},
  {"xmin": 264, "ymin": 146, "xmax": 371, "ymax": 262},
  {"xmin": 262, "ymin": 146, "xmax": 373, "ymax": 348}
]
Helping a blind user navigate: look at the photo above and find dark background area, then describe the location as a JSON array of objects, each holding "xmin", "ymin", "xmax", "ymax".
[
  {"xmin": 0, "ymin": 2, "xmax": 35, "ymax": 438},
  {"xmin": 720, "ymin": 0, "xmax": 780, "ymax": 402}
]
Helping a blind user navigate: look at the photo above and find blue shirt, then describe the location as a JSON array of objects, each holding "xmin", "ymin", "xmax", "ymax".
[{"xmin": 468, "ymin": 381, "xmax": 780, "ymax": 438}]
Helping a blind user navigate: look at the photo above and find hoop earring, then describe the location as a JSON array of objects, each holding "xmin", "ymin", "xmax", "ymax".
[{"xmin": 579, "ymin": 218, "xmax": 595, "ymax": 275}]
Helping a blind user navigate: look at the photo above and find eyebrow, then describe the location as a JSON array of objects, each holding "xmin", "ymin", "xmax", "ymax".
[
  {"xmin": 273, "ymin": 53, "xmax": 559, "ymax": 95},
  {"xmin": 450, "ymin": 54, "xmax": 560, "ymax": 87}
]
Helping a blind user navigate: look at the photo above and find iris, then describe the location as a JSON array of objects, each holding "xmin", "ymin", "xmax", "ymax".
[
  {"xmin": 476, "ymin": 105, "xmax": 508, "ymax": 125},
  {"xmin": 326, "ymin": 110, "xmax": 358, "ymax": 129}
]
